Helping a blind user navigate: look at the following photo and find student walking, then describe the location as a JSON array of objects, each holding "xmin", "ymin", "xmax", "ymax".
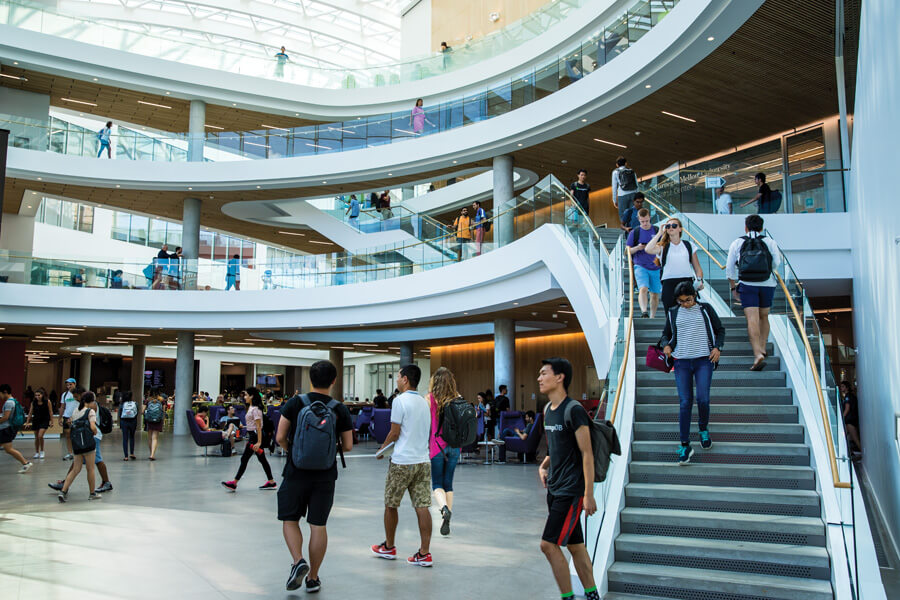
[
  {"xmin": 346, "ymin": 194, "xmax": 361, "ymax": 229},
  {"xmin": 472, "ymin": 200, "xmax": 487, "ymax": 256},
  {"xmin": 536, "ymin": 358, "xmax": 599, "ymax": 600},
  {"xmin": 372, "ymin": 364, "xmax": 433, "ymax": 567},
  {"xmin": 410, "ymin": 99, "xmax": 434, "ymax": 134},
  {"xmin": 611, "ymin": 156, "xmax": 639, "ymax": 226},
  {"xmin": 274, "ymin": 46, "xmax": 289, "ymax": 78},
  {"xmin": 276, "ymin": 360, "xmax": 353, "ymax": 592},
  {"xmin": 725, "ymin": 214, "xmax": 781, "ymax": 371},
  {"xmin": 662, "ymin": 282, "xmax": 725, "ymax": 464},
  {"xmin": 26, "ymin": 387, "xmax": 52, "ymax": 459},
  {"xmin": 453, "ymin": 207, "xmax": 473, "ymax": 261},
  {"xmin": 59, "ymin": 377, "xmax": 78, "ymax": 460},
  {"xmin": 0, "ymin": 384, "xmax": 31, "ymax": 473},
  {"xmin": 119, "ymin": 391, "xmax": 140, "ymax": 460},
  {"xmin": 627, "ymin": 208, "xmax": 662, "ymax": 318},
  {"xmin": 97, "ymin": 121, "xmax": 113, "ymax": 158},
  {"xmin": 570, "ymin": 169, "xmax": 591, "ymax": 217},
  {"xmin": 716, "ymin": 183, "xmax": 733, "ymax": 214},
  {"xmin": 226, "ymin": 254, "xmax": 241, "ymax": 290},
  {"xmin": 58, "ymin": 391, "xmax": 101, "ymax": 501},
  {"xmin": 50, "ymin": 391, "xmax": 113, "ymax": 493},
  {"xmin": 645, "ymin": 217, "xmax": 705, "ymax": 312},
  {"xmin": 144, "ymin": 394, "xmax": 165, "ymax": 461},
  {"xmin": 222, "ymin": 387, "xmax": 277, "ymax": 491},
  {"xmin": 427, "ymin": 367, "xmax": 462, "ymax": 536}
]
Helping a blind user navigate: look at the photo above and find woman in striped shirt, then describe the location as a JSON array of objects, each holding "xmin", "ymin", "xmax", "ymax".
[{"xmin": 662, "ymin": 281, "xmax": 725, "ymax": 464}]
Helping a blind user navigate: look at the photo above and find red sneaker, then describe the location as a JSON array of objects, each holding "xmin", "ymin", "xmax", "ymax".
[
  {"xmin": 371, "ymin": 542, "xmax": 397, "ymax": 560},
  {"xmin": 221, "ymin": 480, "xmax": 237, "ymax": 491},
  {"xmin": 407, "ymin": 551, "xmax": 433, "ymax": 567}
]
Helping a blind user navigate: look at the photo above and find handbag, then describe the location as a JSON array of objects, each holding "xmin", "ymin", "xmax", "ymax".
[{"xmin": 645, "ymin": 345, "xmax": 673, "ymax": 373}]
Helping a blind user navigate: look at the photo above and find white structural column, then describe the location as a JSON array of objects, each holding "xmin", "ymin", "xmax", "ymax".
[
  {"xmin": 188, "ymin": 99, "xmax": 206, "ymax": 163},
  {"xmin": 329, "ymin": 348, "xmax": 344, "ymax": 402},
  {"xmin": 198, "ymin": 357, "xmax": 221, "ymax": 398},
  {"xmin": 173, "ymin": 331, "xmax": 195, "ymax": 436},
  {"xmin": 182, "ymin": 196, "xmax": 202, "ymax": 290},
  {"xmin": 493, "ymin": 318, "xmax": 515, "ymax": 409},
  {"xmin": 78, "ymin": 352, "xmax": 93, "ymax": 392},
  {"xmin": 399, "ymin": 342, "xmax": 413, "ymax": 367},
  {"xmin": 401, "ymin": 186, "xmax": 415, "ymax": 201},
  {"xmin": 493, "ymin": 155, "xmax": 515, "ymax": 246},
  {"xmin": 130, "ymin": 345, "xmax": 146, "ymax": 396}
]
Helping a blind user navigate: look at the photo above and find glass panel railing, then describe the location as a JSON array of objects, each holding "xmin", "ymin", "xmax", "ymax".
[
  {"xmin": 0, "ymin": 174, "xmax": 611, "ymax": 294},
  {"xmin": 2, "ymin": 0, "xmax": 681, "ymax": 161}
]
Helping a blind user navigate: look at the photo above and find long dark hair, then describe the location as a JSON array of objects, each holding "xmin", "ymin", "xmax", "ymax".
[
  {"xmin": 79, "ymin": 390, "xmax": 95, "ymax": 410},
  {"xmin": 245, "ymin": 387, "xmax": 264, "ymax": 410}
]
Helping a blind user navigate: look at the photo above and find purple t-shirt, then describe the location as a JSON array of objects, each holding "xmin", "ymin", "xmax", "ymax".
[{"xmin": 628, "ymin": 226, "xmax": 660, "ymax": 270}]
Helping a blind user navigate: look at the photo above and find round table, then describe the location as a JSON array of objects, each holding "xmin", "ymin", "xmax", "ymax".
[{"xmin": 478, "ymin": 440, "xmax": 504, "ymax": 464}]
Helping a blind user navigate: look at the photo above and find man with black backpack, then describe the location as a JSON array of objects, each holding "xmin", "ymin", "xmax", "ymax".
[
  {"xmin": 275, "ymin": 360, "xmax": 353, "ymax": 593},
  {"xmin": 612, "ymin": 156, "xmax": 639, "ymax": 227},
  {"xmin": 726, "ymin": 214, "xmax": 782, "ymax": 371},
  {"xmin": 0, "ymin": 383, "xmax": 32, "ymax": 473},
  {"xmin": 537, "ymin": 358, "xmax": 600, "ymax": 600}
]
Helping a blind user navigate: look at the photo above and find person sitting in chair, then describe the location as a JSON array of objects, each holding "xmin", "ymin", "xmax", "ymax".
[{"xmin": 495, "ymin": 410, "xmax": 535, "ymax": 442}]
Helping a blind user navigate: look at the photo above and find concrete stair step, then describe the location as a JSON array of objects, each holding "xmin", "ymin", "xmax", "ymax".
[
  {"xmin": 634, "ymin": 404, "xmax": 798, "ymax": 424},
  {"xmin": 607, "ymin": 562, "xmax": 833, "ymax": 600},
  {"xmin": 631, "ymin": 441, "xmax": 809, "ymax": 466},
  {"xmin": 635, "ymin": 393, "xmax": 793, "ymax": 406},
  {"xmin": 636, "ymin": 387, "xmax": 791, "ymax": 402},
  {"xmin": 625, "ymin": 483, "xmax": 821, "ymax": 517},
  {"xmin": 614, "ymin": 534, "xmax": 831, "ymax": 580},
  {"xmin": 636, "ymin": 371, "xmax": 786, "ymax": 387},
  {"xmin": 620, "ymin": 507, "xmax": 825, "ymax": 546},
  {"xmin": 634, "ymin": 422, "xmax": 804, "ymax": 444},
  {"xmin": 628, "ymin": 461, "xmax": 816, "ymax": 490},
  {"xmin": 604, "ymin": 594, "xmax": 685, "ymax": 600}
]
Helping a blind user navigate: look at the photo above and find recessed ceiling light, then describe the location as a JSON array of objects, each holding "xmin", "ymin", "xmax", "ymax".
[
  {"xmin": 661, "ymin": 110, "xmax": 696, "ymax": 123},
  {"xmin": 513, "ymin": 302, "xmax": 519, "ymax": 305},
  {"xmin": 165, "ymin": 91, "xmax": 171, "ymax": 94},
  {"xmin": 322, "ymin": 181, "xmax": 327, "ymax": 184},
  {"xmin": 309, "ymin": 240, "xmax": 333, "ymax": 245},
  {"xmin": 707, "ymin": 36, "xmax": 715, "ymax": 41},
  {"xmin": 36, "ymin": 177, "xmax": 41, "ymax": 180},
  {"xmin": 517, "ymin": 143, "xmax": 523, "ymax": 147},
  {"xmin": 61, "ymin": 98, "xmax": 97, "ymax": 106},
  {"xmin": 388, "ymin": 173, "xmax": 392, "ymax": 176},
  {"xmin": 137, "ymin": 100, "xmax": 172, "ymax": 109},
  {"xmin": 295, "ymin": 113, "xmax": 299, "ymax": 116},
  {"xmin": 645, "ymin": 84, "xmax": 652, "ymax": 88},
  {"xmin": 92, "ymin": 77, "xmax": 98, "ymax": 81},
  {"xmin": 256, "ymin": 186, "xmax": 261, "ymax": 189},
  {"xmin": 12, "ymin": 61, "xmax": 17, "ymax": 64},
  {"xmin": 581, "ymin": 118, "xmax": 587, "ymax": 122},
  {"xmin": 0, "ymin": 73, "xmax": 28, "ymax": 81},
  {"xmin": 187, "ymin": 187, "xmax": 192, "ymax": 190},
  {"xmin": 278, "ymin": 230, "xmax": 306, "ymax": 236},
  {"xmin": 116, "ymin": 184, "xmax": 120, "ymax": 188},
  {"xmin": 232, "ymin": 103, "xmax": 237, "ymax": 106},
  {"xmin": 26, "ymin": 205, "xmax": 31, "ymax": 208},
  {"xmin": 205, "ymin": 124, "xmax": 224, "ymax": 130},
  {"xmin": 31, "ymin": 191, "xmax": 36, "ymax": 194},
  {"xmin": 593, "ymin": 138, "xmax": 628, "ymax": 149}
]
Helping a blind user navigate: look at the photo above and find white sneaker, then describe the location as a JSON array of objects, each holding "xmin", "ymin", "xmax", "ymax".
[
  {"xmin": 62, "ymin": 453, "xmax": 73, "ymax": 461},
  {"xmin": 33, "ymin": 453, "xmax": 41, "ymax": 459},
  {"xmin": 18, "ymin": 462, "xmax": 33, "ymax": 474},
  {"xmin": 39, "ymin": 452, "xmax": 45, "ymax": 459}
]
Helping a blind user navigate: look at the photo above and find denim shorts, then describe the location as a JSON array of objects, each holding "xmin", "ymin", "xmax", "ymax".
[
  {"xmin": 738, "ymin": 283, "xmax": 775, "ymax": 308},
  {"xmin": 633, "ymin": 264, "xmax": 662, "ymax": 294},
  {"xmin": 93, "ymin": 438, "xmax": 103, "ymax": 464}
]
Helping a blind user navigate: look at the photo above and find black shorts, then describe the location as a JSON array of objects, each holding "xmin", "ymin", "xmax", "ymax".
[
  {"xmin": 542, "ymin": 493, "xmax": 584, "ymax": 547},
  {"xmin": 277, "ymin": 478, "xmax": 336, "ymax": 526},
  {"xmin": 62, "ymin": 417, "xmax": 71, "ymax": 430},
  {"xmin": 0, "ymin": 428, "xmax": 16, "ymax": 444}
]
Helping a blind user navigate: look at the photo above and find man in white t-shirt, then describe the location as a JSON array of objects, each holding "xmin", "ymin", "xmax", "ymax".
[
  {"xmin": 59, "ymin": 378, "xmax": 77, "ymax": 460},
  {"xmin": 716, "ymin": 184, "xmax": 733, "ymax": 215},
  {"xmin": 372, "ymin": 364, "xmax": 433, "ymax": 567}
]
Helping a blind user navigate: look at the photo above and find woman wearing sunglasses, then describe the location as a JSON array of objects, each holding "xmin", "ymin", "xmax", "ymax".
[
  {"xmin": 661, "ymin": 281, "xmax": 725, "ymax": 464},
  {"xmin": 645, "ymin": 217, "xmax": 705, "ymax": 312}
]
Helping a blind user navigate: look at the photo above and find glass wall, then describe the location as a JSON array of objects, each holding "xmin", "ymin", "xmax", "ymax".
[
  {"xmin": 343, "ymin": 366, "xmax": 356, "ymax": 401},
  {"xmin": 35, "ymin": 197, "xmax": 94, "ymax": 233}
]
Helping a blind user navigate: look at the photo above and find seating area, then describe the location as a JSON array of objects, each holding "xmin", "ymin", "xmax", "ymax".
[{"xmin": 185, "ymin": 409, "xmax": 225, "ymax": 456}]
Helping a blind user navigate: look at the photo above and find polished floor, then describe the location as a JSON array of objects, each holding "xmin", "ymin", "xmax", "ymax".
[{"xmin": 0, "ymin": 432, "xmax": 561, "ymax": 600}]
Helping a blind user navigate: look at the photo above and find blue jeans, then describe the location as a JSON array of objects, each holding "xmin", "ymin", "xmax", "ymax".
[
  {"xmin": 225, "ymin": 275, "xmax": 238, "ymax": 290},
  {"xmin": 98, "ymin": 140, "xmax": 111, "ymax": 158},
  {"xmin": 430, "ymin": 446, "xmax": 460, "ymax": 491},
  {"xmin": 673, "ymin": 357, "xmax": 713, "ymax": 444}
]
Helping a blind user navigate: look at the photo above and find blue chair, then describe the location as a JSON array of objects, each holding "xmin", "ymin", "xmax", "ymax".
[
  {"xmin": 499, "ymin": 412, "xmax": 544, "ymax": 463},
  {"xmin": 498, "ymin": 411, "xmax": 525, "ymax": 438},
  {"xmin": 372, "ymin": 408, "xmax": 392, "ymax": 444},
  {"xmin": 355, "ymin": 406, "xmax": 375, "ymax": 440},
  {"xmin": 186, "ymin": 410, "xmax": 224, "ymax": 456}
]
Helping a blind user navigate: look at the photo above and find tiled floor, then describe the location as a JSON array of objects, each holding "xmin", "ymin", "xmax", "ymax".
[{"xmin": 0, "ymin": 432, "xmax": 560, "ymax": 599}]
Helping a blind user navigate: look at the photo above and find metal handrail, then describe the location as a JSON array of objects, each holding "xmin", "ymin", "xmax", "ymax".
[
  {"xmin": 775, "ymin": 272, "xmax": 850, "ymax": 489},
  {"xmin": 610, "ymin": 244, "xmax": 634, "ymax": 426}
]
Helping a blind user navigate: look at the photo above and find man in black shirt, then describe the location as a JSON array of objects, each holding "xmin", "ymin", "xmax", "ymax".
[
  {"xmin": 494, "ymin": 385, "xmax": 511, "ymax": 415},
  {"xmin": 275, "ymin": 360, "xmax": 353, "ymax": 593},
  {"xmin": 840, "ymin": 381, "xmax": 861, "ymax": 459},
  {"xmin": 741, "ymin": 172, "xmax": 772, "ymax": 213},
  {"xmin": 537, "ymin": 358, "xmax": 599, "ymax": 600},
  {"xmin": 373, "ymin": 389, "xmax": 389, "ymax": 409},
  {"xmin": 570, "ymin": 169, "xmax": 591, "ymax": 216}
]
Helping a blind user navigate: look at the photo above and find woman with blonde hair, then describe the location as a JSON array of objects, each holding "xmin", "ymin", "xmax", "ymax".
[
  {"xmin": 645, "ymin": 216, "xmax": 705, "ymax": 312},
  {"xmin": 428, "ymin": 366, "xmax": 462, "ymax": 536}
]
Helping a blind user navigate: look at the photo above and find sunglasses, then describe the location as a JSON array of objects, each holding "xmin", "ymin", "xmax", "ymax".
[{"xmin": 664, "ymin": 223, "xmax": 680, "ymax": 230}]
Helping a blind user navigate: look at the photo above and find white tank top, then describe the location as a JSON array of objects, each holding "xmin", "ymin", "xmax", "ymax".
[{"xmin": 662, "ymin": 240, "xmax": 694, "ymax": 280}]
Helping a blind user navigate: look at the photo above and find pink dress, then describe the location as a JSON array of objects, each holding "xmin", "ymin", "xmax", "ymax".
[{"xmin": 412, "ymin": 106, "xmax": 426, "ymax": 133}]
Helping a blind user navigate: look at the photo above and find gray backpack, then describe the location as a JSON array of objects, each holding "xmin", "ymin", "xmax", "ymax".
[{"xmin": 291, "ymin": 395, "xmax": 345, "ymax": 470}]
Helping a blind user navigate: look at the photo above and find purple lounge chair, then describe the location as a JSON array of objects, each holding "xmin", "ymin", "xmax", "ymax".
[
  {"xmin": 499, "ymin": 412, "xmax": 544, "ymax": 463},
  {"xmin": 186, "ymin": 410, "xmax": 224, "ymax": 456},
  {"xmin": 372, "ymin": 408, "xmax": 392, "ymax": 444}
]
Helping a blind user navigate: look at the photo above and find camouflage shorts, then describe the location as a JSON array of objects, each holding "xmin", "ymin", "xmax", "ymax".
[{"xmin": 384, "ymin": 461, "xmax": 432, "ymax": 508}]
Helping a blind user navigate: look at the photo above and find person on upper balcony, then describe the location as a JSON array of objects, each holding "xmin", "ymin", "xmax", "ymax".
[
  {"xmin": 452, "ymin": 207, "xmax": 472, "ymax": 262},
  {"xmin": 612, "ymin": 156, "xmax": 639, "ymax": 227},
  {"xmin": 97, "ymin": 121, "xmax": 113, "ymax": 159},
  {"xmin": 570, "ymin": 169, "xmax": 591, "ymax": 218},
  {"xmin": 740, "ymin": 172, "xmax": 782, "ymax": 214},
  {"xmin": 275, "ymin": 46, "xmax": 289, "ymax": 78},
  {"xmin": 379, "ymin": 191, "xmax": 393, "ymax": 220},
  {"xmin": 346, "ymin": 195, "xmax": 361, "ymax": 229},
  {"xmin": 472, "ymin": 200, "xmax": 487, "ymax": 256},
  {"xmin": 410, "ymin": 99, "xmax": 434, "ymax": 135},
  {"xmin": 716, "ymin": 183, "xmax": 733, "ymax": 214},
  {"xmin": 440, "ymin": 42, "xmax": 452, "ymax": 70},
  {"xmin": 725, "ymin": 214, "xmax": 781, "ymax": 371}
]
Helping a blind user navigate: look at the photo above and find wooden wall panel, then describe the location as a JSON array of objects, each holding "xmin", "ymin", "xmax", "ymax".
[{"xmin": 430, "ymin": 332, "xmax": 596, "ymax": 412}]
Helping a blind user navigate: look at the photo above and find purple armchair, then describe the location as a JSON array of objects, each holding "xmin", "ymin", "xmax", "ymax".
[
  {"xmin": 186, "ymin": 410, "xmax": 224, "ymax": 456},
  {"xmin": 372, "ymin": 408, "xmax": 392, "ymax": 444},
  {"xmin": 355, "ymin": 406, "xmax": 375, "ymax": 439},
  {"xmin": 499, "ymin": 412, "xmax": 543, "ymax": 463},
  {"xmin": 498, "ymin": 411, "xmax": 525, "ymax": 437}
]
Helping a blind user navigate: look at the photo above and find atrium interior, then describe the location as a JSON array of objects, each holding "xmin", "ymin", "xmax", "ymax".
[{"xmin": 0, "ymin": 0, "xmax": 898, "ymax": 598}]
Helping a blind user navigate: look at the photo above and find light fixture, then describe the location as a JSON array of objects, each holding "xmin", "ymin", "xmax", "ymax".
[
  {"xmin": 244, "ymin": 141, "xmax": 270, "ymax": 148},
  {"xmin": 661, "ymin": 110, "xmax": 696, "ymax": 123},
  {"xmin": 322, "ymin": 181, "xmax": 327, "ymax": 184},
  {"xmin": 331, "ymin": 346, "xmax": 355, "ymax": 350},
  {"xmin": 92, "ymin": 77, "xmax": 98, "ymax": 81},
  {"xmin": 187, "ymin": 187, "xmax": 192, "ymax": 190},
  {"xmin": 165, "ymin": 91, "xmax": 171, "ymax": 95},
  {"xmin": 278, "ymin": 230, "xmax": 306, "ymax": 237},
  {"xmin": 26, "ymin": 205, "xmax": 31, "ymax": 209},
  {"xmin": 645, "ymin": 84, "xmax": 652, "ymax": 88},
  {"xmin": 707, "ymin": 36, "xmax": 715, "ymax": 41},
  {"xmin": 309, "ymin": 240, "xmax": 333, "ymax": 245},
  {"xmin": 289, "ymin": 342, "xmax": 316, "ymax": 346},
  {"xmin": 37, "ymin": 177, "xmax": 41, "ymax": 181},
  {"xmin": 0, "ymin": 73, "xmax": 28, "ymax": 81},
  {"xmin": 581, "ymin": 118, "xmax": 587, "ymax": 122},
  {"xmin": 593, "ymin": 138, "xmax": 628, "ymax": 149},
  {"xmin": 394, "ymin": 128, "xmax": 416, "ymax": 136},
  {"xmin": 202, "ymin": 334, "xmax": 223, "ymax": 338},
  {"xmin": 137, "ymin": 100, "xmax": 172, "ymax": 109},
  {"xmin": 517, "ymin": 143, "xmax": 522, "ymax": 147},
  {"xmin": 387, "ymin": 173, "xmax": 393, "ymax": 176},
  {"xmin": 118, "ymin": 333, "xmax": 151, "ymax": 336},
  {"xmin": 226, "ymin": 342, "xmax": 254, "ymax": 345},
  {"xmin": 261, "ymin": 124, "xmax": 289, "ymax": 131},
  {"xmin": 46, "ymin": 327, "xmax": 85, "ymax": 331},
  {"xmin": 354, "ymin": 343, "xmax": 379, "ymax": 347},
  {"xmin": 61, "ymin": 98, "xmax": 97, "ymax": 106},
  {"xmin": 116, "ymin": 184, "xmax": 120, "ymax": 188},
  {"xmin": 558, "ymin": 310, "xmax": 577, "ymax": 315},
  {"xmin": 205, "ymin": 124, "xmax": 224, "ymax": 130},
  {"xmin": 256, "ymin": 186, "xmax": 261, "ymax": 189}
]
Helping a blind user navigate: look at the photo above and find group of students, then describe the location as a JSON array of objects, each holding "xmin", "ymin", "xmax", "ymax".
[{"xmin": 452, "ymin": 201, "xmax": 488, "ymax": 259}]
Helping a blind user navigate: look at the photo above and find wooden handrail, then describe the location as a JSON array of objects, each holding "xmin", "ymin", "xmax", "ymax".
[
  {"xmin": 776, "ymin": 272, "xmax": 850, "ymax": 489},
  {"xmin": 641, "ymin": 195, "xmax": 726, "ymax": 270},
  {"xmin": 609, "ymin": 245, "xmax": 634, "ymax": 426}
]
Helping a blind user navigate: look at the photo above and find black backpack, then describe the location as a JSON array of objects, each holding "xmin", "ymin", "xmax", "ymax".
[
  {"xmin": 439, "ymin": 396, "xmax": 478, "ymax": 448},
  {"xmin": 627, "ymin": 225, "xmax": 657, "ymax": 247},
  {"xmin": 97, "ymin": 405, "xmax": 113, "ymax": 434},
  {"xmin": 482, "ymin": 209, "xmax": 492, "ymax": 233},
  {"xmin": 221, "ymin": 439, "xmax": 232, "ymax": 457},
  {"xmin": 262, "ymin": 413, "xmax": 276, "ymax": 451},
  {"xmin": 660, "ymin": 240, "xmax": 693, "ymax": 278},
  {"xmin": 71, "ymin": 412, "xmax": 96, "ymax": 454},
  {"xmin": 737, "ymin": 235, "xmax": 773, "ymax": 282},
  {"xmin": 291, "ymin": 395, "xmax": 346, "ymax": 470},
  {"xmin": 760, "ymin": 189, "xmax": 782, "ymax": 214},
  {"xmin": 552, "ymin": 401, "xmax": 622, "ymax": 483},
  {"xmin": 617, "ymin": 167, "xmax": 637, "ymax": 192}
]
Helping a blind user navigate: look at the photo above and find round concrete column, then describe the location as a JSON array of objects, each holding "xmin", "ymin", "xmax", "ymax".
[
  {"xmin": 493, "ymin": 155, "xmax": 515, "ymax": 247},
  {"xmin": 494, "ymin": 318, "xmax": 515, "ymax": 409},
  {"xmin": 130, "ymin": 345, "xmax": 146, "ymax": 397},
  {"xmin": 173, "ymin": 331, "xmax": 195, "ymax": 436},
  {"xmin": 329, "ymin": 348, "xmax": 344, "ymax": 402},
  {"xmin": 188, "ymin": 99, "xmax": 206, "ymax": 163},
  {"xmin": 400, "ymin": 342, "xmax": 414, "ymax": 367},
  {"xmin": 182, "ymin": 197, "xmax": 201, "ymax": 290},
  {"xmin": 79, "ymin": 352, "xmax": 93, "ymax": 393}
]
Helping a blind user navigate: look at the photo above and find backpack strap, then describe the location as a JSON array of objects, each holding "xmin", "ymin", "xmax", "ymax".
[{"xmin": 324, "ymin": 397, "xmax": 346, "ymax": 468}]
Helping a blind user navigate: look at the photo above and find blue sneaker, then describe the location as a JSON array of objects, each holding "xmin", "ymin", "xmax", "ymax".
[
  {"xmin": 699, "ymin": 429, "xmax": 712, "ymax": 449},
  {"xmin": 677, "ymin": 445, "xmax": 694, "ymax": 465}
]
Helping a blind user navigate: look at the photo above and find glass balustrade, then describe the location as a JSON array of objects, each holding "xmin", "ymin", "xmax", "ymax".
[
  {"xmin": 2, "ymin": 0, "xmax": 680, "ymax": 161},
  {"xmin": 0, "ymin": 174, "xmax": 610, "ymax": 296}
]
